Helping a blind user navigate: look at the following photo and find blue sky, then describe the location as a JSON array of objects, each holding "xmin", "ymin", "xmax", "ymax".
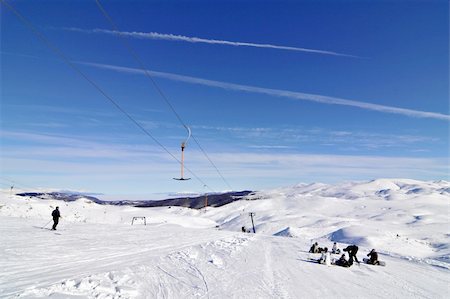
[{"xmin": 1, "ymin": 0, "xmax": 449, "ymax": 197}]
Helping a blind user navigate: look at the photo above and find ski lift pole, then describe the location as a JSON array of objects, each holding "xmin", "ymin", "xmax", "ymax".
[
  {"xmin": 203, "ymin": 184, "xmax": 208, "ymax": 209},
  {"xmin": 249, "ymin": 212, "xmax": 256, "ymax": 233},
  {"xmin": 173, "ymin": 126, "xmax": 191, "ymax": 181},
  {"xmin": 180, "ymin": 142, "xmax": 186, "ymax": 179}
]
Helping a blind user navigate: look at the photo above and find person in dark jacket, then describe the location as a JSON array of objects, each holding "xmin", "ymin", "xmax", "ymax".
[
  {"xmin": 51, "ymin": 207, "xmax": 61, "ymax": 230},
  {"xmin": 309, "ymin": 242, "xmax": 319, "ymax": 253},
  {"xmin": 367, "ymin": 249, "xmax": 379, "ymax": 265},
  {"xmin": 343, "ymin": 245, "xmax": 360, "ymax": 264},
  {"xmin": 335, "ymin": 254, "xmax": 351, "ymax": 267}
]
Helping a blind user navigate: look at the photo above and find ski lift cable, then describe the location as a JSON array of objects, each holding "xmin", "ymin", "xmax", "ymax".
[
  {"xmin": 191, "ymin": 135, "xmax": 233, "ymax": 190},
  {"xmin": 0, "ymin": 177, "xmax": 40, "ymax": 191},
  {"xmin": 0, "ymin": 0, "xmax": 213, "ymax": 192},
  {"xmin": 0, "ymin": 182, "xmax": 12, "ymax": 187},
  {"xmin": 94, "ymin": 0, "xmax": 233, "ymax": 191},
  {"xmin": 182, "ymin": 125, "xmax": 192, "ymax": 147},
  {"xmin": 0, "ymin": 177, "xmax": 31, "ymax": 190}
]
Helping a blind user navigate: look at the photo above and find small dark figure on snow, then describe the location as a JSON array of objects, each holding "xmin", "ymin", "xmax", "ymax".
[
  {"xmin": 242, "ymin": 226, "xmax": 246, "ymax": 233},
  {"xmin": 343, "ymin": 245, "xmax": 360, "ymax": 265},
  {"xmin": 367, "ymin": 249, "xmax": 379, "ymax": 265},
  {"xmin": 335, "ymin": 254, "xmax": 351, "ymax": 267},
  {"xmin": 309, "ymin": 242, "xmax": 319, "ymax": 253},
  {"xmin": 51, "ymin": 207, "xmax": 61, "ymax": 230}
]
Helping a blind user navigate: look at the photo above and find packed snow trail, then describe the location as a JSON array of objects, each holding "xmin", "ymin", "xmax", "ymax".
[
  {"xmin": 1, "ymin": 216, "xmax": 449, "ymax": 298},
  {"xmin": 1, "ymin": 179, "xmax": 449, "ymax": 298},
  {"xmin": 0, "ymin": 216, "xmax": 238, "ymax": 297}
]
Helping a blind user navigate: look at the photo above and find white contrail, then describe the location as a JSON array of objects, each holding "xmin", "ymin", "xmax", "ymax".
[
  {"xmin": 63, "ymin": 27, "xmax": 358, "ymax": 58},
  {"xmin": 79, "ymin": 61, "xmax": 450, "ymax": 121}
]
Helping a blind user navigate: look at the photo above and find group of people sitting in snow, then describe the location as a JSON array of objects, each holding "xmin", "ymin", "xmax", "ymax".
[
  {"xmin": 309, "ymin": 241, "xmax": 341, "ymax": 254},
  {"xmin": 309, "ymin": 242, "xmax": 379, "ymax": 267}
]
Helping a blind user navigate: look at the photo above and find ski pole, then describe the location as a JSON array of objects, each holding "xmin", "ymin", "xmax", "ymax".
[{"xmin": 42, "ymin": 219, "xmax": 52, "ymax": 229}]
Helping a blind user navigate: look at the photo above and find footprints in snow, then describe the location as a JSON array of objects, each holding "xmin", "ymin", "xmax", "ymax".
[
  {"xmin": 19, "ymin": 271, "xmax": 139, "ymax": 299},
  {"xmin": 168, "ymin": 235, "xmax": 250, "ymax": 269}
]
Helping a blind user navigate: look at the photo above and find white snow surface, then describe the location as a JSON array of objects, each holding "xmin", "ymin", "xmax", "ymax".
[{"xmin": 0, "ymin": 178, "xmax": 449, "ymax": 298}]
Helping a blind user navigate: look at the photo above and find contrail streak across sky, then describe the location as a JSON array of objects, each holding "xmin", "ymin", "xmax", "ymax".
[
  {"xmin": 63, "ymin": 27, "xmax": 359, "ymax": 58},
  {"xmin": 80, "ymin": 61, "xmax": 450, "ymax": 121}
]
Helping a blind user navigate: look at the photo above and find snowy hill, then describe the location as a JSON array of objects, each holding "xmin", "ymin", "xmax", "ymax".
[
  {"xmin": 15, "ymin": 190, "xmax": 253, "ymax": 209},
  {"xmin": 0, "ymin": 179, "xmax": 449, "ymax": 298}
]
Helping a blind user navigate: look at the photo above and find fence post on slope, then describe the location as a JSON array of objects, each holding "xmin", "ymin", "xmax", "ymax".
[{"xmin": 249, "ymin": 212, "xmax": 256, "ymax": 233}]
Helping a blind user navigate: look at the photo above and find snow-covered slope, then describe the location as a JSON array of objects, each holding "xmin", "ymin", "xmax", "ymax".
[{"xmin": 0, "ymin": 179, "xmax": 449, "ymax": 298}]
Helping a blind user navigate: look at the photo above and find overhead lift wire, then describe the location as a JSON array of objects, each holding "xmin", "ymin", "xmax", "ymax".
[
  {"xmin": 0, "ymin": 177, "xmax": 39, "ymax": 191},
  {"xmin": 0, "ymin": 0, "xmax": 212, "ymax": 190},
  {"xmin": 94, "ymin": 0, "xmax": 233, "ymax": 190}
]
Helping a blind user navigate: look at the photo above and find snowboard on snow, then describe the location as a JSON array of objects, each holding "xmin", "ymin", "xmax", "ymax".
[
  {"xmin": 307, "ymin": 258, "xmax": 329, "ymax": 264},
  {"xmin": 363, "ymin": 258, "xmax": 386, "ymax": 266},
  {"xmin": 307, "ymin": 258, "xmax": 340, "ymax": 266}
]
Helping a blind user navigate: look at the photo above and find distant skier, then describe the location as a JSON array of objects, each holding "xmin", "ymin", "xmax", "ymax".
[
  {"xmin": 309, "ymin": 242, "xmax": 319, "ymax": 253},
  {"xmin": 318, "ymin": 247, "xmax": 331, "ymax": 266},
  {"xmin": 51, "ymin": 207, "xmax": 61, "ymax": 230},
  {"xmin": 343, "ymin": 245, "xmax": 360, "ymax": 265},
  {"xmin": 332, "ymin": 242, "xmax": 341, "ymax": 254},
  {"xmin": 335, "ymin": 254, "xmax": 351, "ymax": 267},
  {"xmin": 366, "ymin": 249, "xmax": 379, "ymax": 265}
]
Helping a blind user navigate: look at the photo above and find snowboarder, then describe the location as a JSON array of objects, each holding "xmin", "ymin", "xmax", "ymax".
[
  {"xmin": 343, "ymin": 244, "xmax": 360, "ymax": 264},
  {"xmin": 51, "ymin": 207, "xmax": 61, "ymax": 230},
  {"xmin": 366, "ymin": 249, "xmax": 379, "ymax": 265},
  {"xmin": 332, "ymin": 242, "xmax": 341, "ymax": 254},
  {"xmin": 335, "ymin": 254, "xmax": 351, "ymax": 267},
  {"xmin": 309, "ymin": 242, "xmax": 319, "ymax": 253},
  {"xmin": 318, "ymin": 247, "xmax": 331, "ymax": 266}
]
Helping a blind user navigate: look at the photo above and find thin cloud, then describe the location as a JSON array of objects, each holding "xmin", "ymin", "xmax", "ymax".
[
  {"xmin": 2, "ymin": 145, "xmax": 448, "ymax": 188},
  {"xmin": 62, "ymin": 27, "xmax": 359, "ymax": 58},
  {"xmin": 192, "ymin": 125, "xmax": 440, "ymax": 151},
  {"xmin": 0, "ymin": 130, "xmax": 171, "ymax": 160},
  {"xmin": 79, "ymin": 61, "xmax": 450, "ymax": 121}
]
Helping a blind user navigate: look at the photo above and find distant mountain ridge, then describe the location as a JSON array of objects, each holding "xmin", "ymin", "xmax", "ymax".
[{"xmin": 16, "ymin": 191, "xmax": 254, "ymax": 209}]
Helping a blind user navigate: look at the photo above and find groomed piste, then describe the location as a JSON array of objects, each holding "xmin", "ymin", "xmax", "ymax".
[{"xmin": 0, "ymin": 178, "xmax": 449, "ymax": 298}]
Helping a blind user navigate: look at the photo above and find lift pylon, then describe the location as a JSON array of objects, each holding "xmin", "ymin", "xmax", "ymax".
[{"xmin": 173, "ymin": 126, "xmax": 191, "ymax": 181}]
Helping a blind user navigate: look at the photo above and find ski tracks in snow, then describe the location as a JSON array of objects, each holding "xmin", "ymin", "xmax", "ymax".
[
  {"xmin": 146, "ymin": 235, "xmax": 252, "ymax": 298},
  {"xmin": 16, "ymin": 234, "xmax": 253, "ymax": 298},
  {"xmin": 260, "ymin": 238, "xmax": 292, "ymax": 299}
]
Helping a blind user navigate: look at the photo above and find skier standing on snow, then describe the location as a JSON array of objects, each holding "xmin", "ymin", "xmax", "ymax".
[
  {"xmin": 51, "ymin": 207, "xmax": 61, "ymax": 230},
  {"xmin": 343, "ymin": 244, "xmax": 360, "ymax": 264},
  {"xmin": 367, "ymin": 249, "xmax": 379, "ymax": 265}
]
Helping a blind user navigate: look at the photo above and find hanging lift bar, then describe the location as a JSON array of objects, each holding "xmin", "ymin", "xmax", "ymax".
[{"xmin": 173, "ymin": 126, "xmax": 191, "ymax": 181}]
